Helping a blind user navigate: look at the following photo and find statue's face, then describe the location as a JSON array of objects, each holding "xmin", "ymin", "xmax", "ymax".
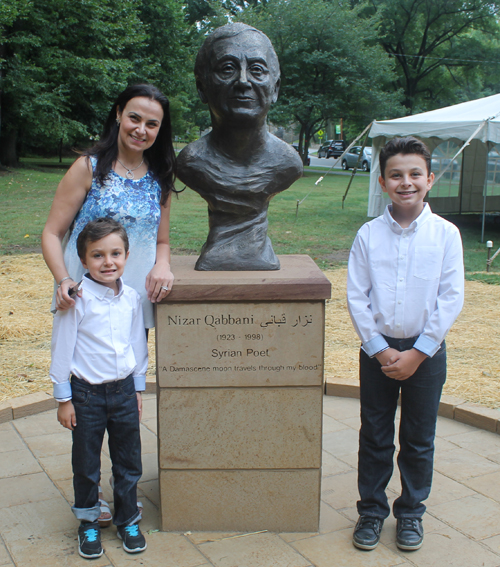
[{"xmin": 199, "ymin": 31, "xmax": 280, "ymax": 126}]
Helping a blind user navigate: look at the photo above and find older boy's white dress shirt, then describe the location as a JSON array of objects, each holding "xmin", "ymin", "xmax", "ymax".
[
  {"xmin": 50, "ymin": 276, "xmax": 148, "ymax": 401},
  {"xmin": 347, "ymin": 204, "xmax": 464, "ymax": 358}
]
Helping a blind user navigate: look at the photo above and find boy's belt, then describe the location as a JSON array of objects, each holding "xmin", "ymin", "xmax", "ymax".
[
  {"xmin": 382, "ymin": 335, "xmax": 444, "ymax": 353},
  {"xmin": 70, "ymin": 373, "xmax": 133, "ymax": 391}
]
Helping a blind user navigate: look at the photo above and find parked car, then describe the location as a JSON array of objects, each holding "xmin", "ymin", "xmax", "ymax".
[
  {"xmin": 317, "ymin": 140, "xmax": 346, "ymax": 158},
  {"xmin": 341, "ymin": 146, "xmax": 372, "ymax": 171},
  {"xmin": 292, "ymin": 143, "xmax": 311, "ymax": 166}
]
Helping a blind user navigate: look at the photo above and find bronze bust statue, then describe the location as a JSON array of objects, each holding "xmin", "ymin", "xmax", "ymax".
[{"xmin": 177, "ymin": 23, "xmax": 303, "ymax": 271}]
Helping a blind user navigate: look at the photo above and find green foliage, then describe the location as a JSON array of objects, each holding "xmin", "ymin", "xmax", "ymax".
[
  {"xmin": 0, "ymin": 0, "xmax": 147, "ymax": 164},
  {"xmin": 0, "ymin": 0, "xmax": 195, "ymax": 164},
  {"xmin": 133, "ymin": 0, "xmax": 191, "ymax": 95},
  {"xmin": 434, "ymin": 30, "xmax": 500, "ymax": 107},
  {"xmin": 236, "ymin": 0, "xmax": 402, "ymax": 162},
  {"xmin": 363, "ymin": 0, "xmax": 500, "ymax": 113},
  {"xmin": 184, "ymin": 0, "xmax": 270, "ymax": 26}
]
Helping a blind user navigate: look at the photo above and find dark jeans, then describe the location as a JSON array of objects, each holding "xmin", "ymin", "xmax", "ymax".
[
  {"xmin": 71, "ymin": 374, "xmax": 142, "ymax": 527},
  {"xmin": 357, "ymin": 337, "xmax": 446, "ymax": 519}
]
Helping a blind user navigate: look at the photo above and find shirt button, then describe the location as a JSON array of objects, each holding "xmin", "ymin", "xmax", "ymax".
[
  {"xmin": 398, "ymin": 300, "xmax": 402, "ymax": 304},
  {"xmin": 399, "ymin": 278, "xmax": 404, "ymax": 282},
  {"xmin": 403, "ymin": 234, "xmax": 407, "ymax": 238},
  {"xmin": 396, "ymin": 323, "xmax": 401, "ymax": 327}
]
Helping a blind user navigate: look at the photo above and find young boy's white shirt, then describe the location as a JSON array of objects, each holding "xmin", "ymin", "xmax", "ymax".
[
  {"xmin": 50, "ymin": 275, "xmax": 148, "ymax": 402},
  {"xmin": 347, "ymin": 203, "xmax": 464, "ymax": 358}
]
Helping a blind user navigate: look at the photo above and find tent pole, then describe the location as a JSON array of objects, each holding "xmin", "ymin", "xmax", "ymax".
[
  {"xmin": 459, "ymin": 152, "xmax": 464, "ymax": 215},
  {"xmin": 481, "ymin": 151, "xmax": 489, "ymax": 243}
]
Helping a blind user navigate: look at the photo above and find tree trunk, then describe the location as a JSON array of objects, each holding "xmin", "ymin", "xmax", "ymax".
[
  {"xmin": 298, "ymin": 122, "xmax": 307, "ymax": 166},
  {"xmin": 0, "ymin": 129, "xmax": 19, "ymax": 167}
]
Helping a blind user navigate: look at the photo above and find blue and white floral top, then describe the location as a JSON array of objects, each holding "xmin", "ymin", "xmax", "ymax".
[{"xmin": 61, "ymin": 157, "xmax": 162, "ymax": 328}]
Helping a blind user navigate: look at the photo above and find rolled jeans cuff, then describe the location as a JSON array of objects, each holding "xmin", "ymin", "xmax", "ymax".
[
  {"xmin": 72, "ymin": 503, "xmax": 100, "ymax": 523},
  {"xmin": 123, "ymin": 509, "xmax": 142, "ymax": 528}
]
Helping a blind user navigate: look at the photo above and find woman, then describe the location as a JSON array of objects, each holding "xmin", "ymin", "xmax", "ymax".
[
  {"xmin": 42, "ymin": 84, "xmax": 176, "ymax": 328},
  {"xmin": 42, "ymin": 84, "xmax": 176, "ymax": 527}
]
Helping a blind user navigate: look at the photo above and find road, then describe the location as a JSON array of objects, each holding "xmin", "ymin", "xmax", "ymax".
[
  {"xmin": 306, "ymin": 150, "xmax": 369, "ymax": 175},
  {"xmin": 309, "ymin": 153, "xmax": 343, "ymax": 169}
]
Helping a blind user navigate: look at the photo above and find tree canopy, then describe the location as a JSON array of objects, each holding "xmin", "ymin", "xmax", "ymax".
[
  {"xmin": 239, "ymin": 0, "xmax": 401, "ymax": 162},
  {"xmin": 0, "ymin": 0, "xmax": 191, "ymax": 166},
  {"xmin": 3, "ymin": 0, "xmax": 500, "ymax": 167},
  {"xmin": 362, "ymin": 0, "xmax": 500, "ymax": 113}
]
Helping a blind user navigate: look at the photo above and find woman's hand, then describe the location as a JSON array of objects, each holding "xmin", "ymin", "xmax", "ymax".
[
  {"xmin": 145, "ymin": 263, "xmax": 174, "ymax": 303},
  {"xmin": 55, "ymin": 278, "xmax": 82, "ymax": 311}
]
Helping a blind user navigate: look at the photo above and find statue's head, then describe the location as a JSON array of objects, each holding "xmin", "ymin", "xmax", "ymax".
[{"xmin": 195, "ymin": 23, "xmax": 280, "ymax": 127}]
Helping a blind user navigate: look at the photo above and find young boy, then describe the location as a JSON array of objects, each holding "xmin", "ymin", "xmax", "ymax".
[
  {"xmin": 50, "ymin": 218, "xmax": 147, "ymax": 559},
  {"xmin": 347, "ymin": 137, "xmax": 464, "ymax": 551}
]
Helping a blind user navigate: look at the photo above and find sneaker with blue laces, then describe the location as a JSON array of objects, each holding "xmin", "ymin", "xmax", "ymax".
[
  {"xmin": 117, "ymin": 523, "xmax": 147, "ymax": 553},
  {"xmin": 78, "ymin": 521, "xmax": 103, "ymax": 559}
]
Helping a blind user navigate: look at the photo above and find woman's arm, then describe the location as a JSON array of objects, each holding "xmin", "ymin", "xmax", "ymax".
[
  {"xmin": 145, "ymin": 192, "xmax": 175, "ymax": 303},
  {"xmin": 41, "ymin": 156, "xmax": 93, "ymax": 310}
]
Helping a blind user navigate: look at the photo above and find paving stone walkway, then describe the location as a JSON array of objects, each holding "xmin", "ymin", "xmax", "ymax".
[{"xmin": 2, "ymin": 394, "xmax": 500, "ymax": 566}]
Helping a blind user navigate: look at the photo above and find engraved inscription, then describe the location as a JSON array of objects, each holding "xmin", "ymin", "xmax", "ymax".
[{"xmin": 156, "ymin": 302, "xmax": 324, "ymax": 387}]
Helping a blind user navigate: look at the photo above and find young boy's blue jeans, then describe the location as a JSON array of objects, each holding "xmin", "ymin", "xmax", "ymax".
[
  {"xmin": 70, "ymin": 374, "xmax": 142, "ymax": 527},
  {"xmin": 357, "ymin": 336, "xmax": 446, "ymax": 520}
]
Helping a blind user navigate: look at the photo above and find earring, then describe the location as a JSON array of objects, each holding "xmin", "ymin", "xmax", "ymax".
[{"xmin": 116, "ymin": 118, "xmax": 120, "ymax": 126}]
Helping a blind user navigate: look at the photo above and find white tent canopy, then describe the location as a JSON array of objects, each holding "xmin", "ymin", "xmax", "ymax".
[{"xmin": 368, "ymin": 94, "xmax": 500, "ymax": 220}]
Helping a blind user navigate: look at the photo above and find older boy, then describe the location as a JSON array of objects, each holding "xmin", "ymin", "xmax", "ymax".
[
  {"xmin": 50, "ymin": 218, "xmax": 147, "ymax": 559},
  {"xmin": 347, "ymin": 137, "xmax": 464, "ymax": 551}
]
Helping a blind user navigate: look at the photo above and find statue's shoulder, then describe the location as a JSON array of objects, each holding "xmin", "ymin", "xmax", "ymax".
[
  {"xmin": 177, "ymin": 136, "xmax": 214, "ymax": 186},
  {"xmin": 177, "ymin": 136, "xmax": 210, "ymax": 167},
  {"xmin": 266, "ymin": 134, "xmax": 303, "ymax": 177}
]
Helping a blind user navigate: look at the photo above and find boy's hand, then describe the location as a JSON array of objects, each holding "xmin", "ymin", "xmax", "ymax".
[
  {"xmin": 57, "ymin": 400, "xmax": 76, "ymax": 430},
  {"xmin": 375, "ymin": 348, "xmax": 400, "ymax": 367},
  {"xmin": 381, "ymin": 348, "xmax": 427, "ymax": 381},
  {"xmin": 137, "ymin": 392, "xmax": 142, "ymax": 422}
]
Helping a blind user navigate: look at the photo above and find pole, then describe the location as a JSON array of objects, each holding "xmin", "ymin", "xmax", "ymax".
[
  {"xmin": 486, "ymin": 241, "xmax": 493, "ymax": 272},
  {"xmin": 481, "ymin": 153, "xmax": 489, "ymax": 243}
]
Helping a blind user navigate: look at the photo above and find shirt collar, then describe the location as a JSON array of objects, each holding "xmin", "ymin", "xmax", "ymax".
[
  {"xmin": 83, "ymin": 274, "xmax": 123, "ymax": 300},
  {"xmin": 383, "ymin": 202, "xmax": 432, "ymax": 235}
]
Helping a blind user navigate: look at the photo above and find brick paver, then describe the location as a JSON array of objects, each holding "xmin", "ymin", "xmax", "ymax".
[{"xmin": 1, "ymin": 395, "xmax": 500, "ymax": 566}]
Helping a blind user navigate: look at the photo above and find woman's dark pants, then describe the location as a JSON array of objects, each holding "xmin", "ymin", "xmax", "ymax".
[
  {"xmin": 357, "ymin": 337, "xmax": 446, "ymax": 519},
  {"xmin": 70, "ymin": 374, "xmax": 142, "ymax": 527}
]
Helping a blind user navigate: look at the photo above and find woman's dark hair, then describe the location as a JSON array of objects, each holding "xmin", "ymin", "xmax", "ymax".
[
  {"xmin": 83, "ymin": 84, "xmax": 176, "ymax": 205},
  {"xmin": 379, "ymin": 136, "xmax": 431, "ymax": 178},
  {"xmin": 77, "ymin": 218, "xmax": 129, "ymax": 260}
]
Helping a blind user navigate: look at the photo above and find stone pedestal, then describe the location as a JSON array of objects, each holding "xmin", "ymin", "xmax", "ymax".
[{"xmin": 156, "ymin": 255, "xmax": 331, "ymax": 532}]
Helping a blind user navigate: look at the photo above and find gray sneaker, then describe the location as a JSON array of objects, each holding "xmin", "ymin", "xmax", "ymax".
[
  {"xmin": 396, "ymin": 517, "xmax": 424, "ymax": 550},
  {"xmin": 353, "ymin": 516, "xmax": 384, "ymax": 550}
]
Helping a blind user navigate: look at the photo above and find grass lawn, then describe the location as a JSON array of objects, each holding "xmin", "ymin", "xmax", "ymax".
[{"xmin": 1, "ymin": 159, "xmax": 499, "ymax": 283}]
